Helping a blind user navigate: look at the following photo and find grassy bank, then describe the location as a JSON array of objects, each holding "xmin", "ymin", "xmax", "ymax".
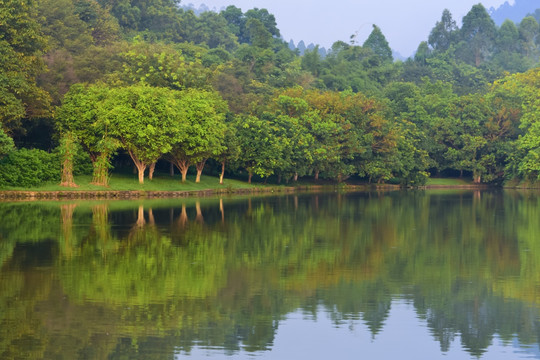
[
  {"xmin": 0, "ymin": 173, "xmax": 309, "ymax": 199},
  {"xmin": 425, "ymin": 178, "xmax": 473, "ymax": 186},
  {"xmin": 0, "ymin": 174, "xmax": 255, "ymax": 192},
  {"xmin": 0, "ymin": 174, "xmax": 492, "ymax": 200}
]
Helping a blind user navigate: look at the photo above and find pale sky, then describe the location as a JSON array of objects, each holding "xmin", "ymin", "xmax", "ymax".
[{"xmin": 182, "ymin": 0, "xmax": 513, "ymax": 57}]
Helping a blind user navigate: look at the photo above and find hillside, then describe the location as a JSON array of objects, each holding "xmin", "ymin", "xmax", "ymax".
[{"xmin": 489, "ymin": 0, "xmax": 540, "ymax": 25}]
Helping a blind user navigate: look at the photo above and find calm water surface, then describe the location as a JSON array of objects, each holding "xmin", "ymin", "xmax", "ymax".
[{"xmin": 1, "ymin": 190, "xmax": 540, "ymax": 359}]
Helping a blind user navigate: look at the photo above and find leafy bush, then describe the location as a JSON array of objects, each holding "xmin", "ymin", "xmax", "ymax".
[
  {"xmin": 0, "ymin": 130, "xmax": 14, "ymax": 157},
  {"xmin": 73, "ymin": 149, "xmax": 93, "ymax": 176},
  {"xmin": 0, "ymin": 148, "xmax": 61, "ymax": 187}
]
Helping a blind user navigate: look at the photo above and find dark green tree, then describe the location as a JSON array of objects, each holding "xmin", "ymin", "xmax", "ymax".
[
  {"xmin": 362, "ymin": 24, "xmax": 393, "ymax": 63},
  {"xmin": 458, "ymin": 4, "xmax": 497, "ymax": 66},
  {"xmin": 0, "ymin": 0, "xmax": 50, "ymax": 134},
  {"xmin": 428, "ymin": 9, "xmax": 458, "ymax": 52}
]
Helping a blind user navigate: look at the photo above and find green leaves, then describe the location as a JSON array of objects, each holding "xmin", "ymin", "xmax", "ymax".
[{"xmin": 0, "ymin": 0, "xmax": 49, "ymax": 133}]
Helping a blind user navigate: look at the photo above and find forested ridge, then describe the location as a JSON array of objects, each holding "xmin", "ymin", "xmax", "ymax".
[{"xmin": 1, "ymin": 0, "xmax": 540, "ymax": 187}]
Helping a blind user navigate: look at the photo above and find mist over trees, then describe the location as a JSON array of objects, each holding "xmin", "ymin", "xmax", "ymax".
[
  {"xmin": 1, "ymin": 0, "xmax": 540, "ymax": 187},
  {"xmin": 489, "ymin": 0, "xmax": 540, "ymax": 25}
]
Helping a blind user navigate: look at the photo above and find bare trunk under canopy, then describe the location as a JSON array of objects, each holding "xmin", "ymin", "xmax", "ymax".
[
  {"xmin": 195, "ymin": 159, "xmax": 207, "ymax": 183},
  {"xmin": 220, "ymin": 161, "xmax": 226, "ymax": 184},
  {"xmin": 171, "ymin": 158, "xmax": 190, "ymax": 182},
  {"xmin": 128, "ymin": 150, "xmax": 148, "ymax": 184}
]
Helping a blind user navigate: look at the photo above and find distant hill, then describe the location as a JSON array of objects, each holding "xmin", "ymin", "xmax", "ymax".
[
  {"xmin": 288, "ymin": 40, "xmax": 327, "ymax": 58},
  {"xmin": 180, "ymin": 3, "xmax": 221, "ymax": 15},
  {"xmin": 489, "ymin": 0, "xmax": 540, "ymax": 25}
]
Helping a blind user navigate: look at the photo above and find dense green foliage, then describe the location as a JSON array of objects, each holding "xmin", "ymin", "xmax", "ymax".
[
  {"xmin": 0, "ymin": 148, "xmax": 60, "ymax": 186},
  {"xmin": 1, "ymin": 0, "xmax": 540, "ymax": 187}
]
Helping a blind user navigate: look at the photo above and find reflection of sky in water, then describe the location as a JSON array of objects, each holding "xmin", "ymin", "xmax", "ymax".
[{"xmin": 180, "ymin": 300, "xmax": 540, "ymax": 360}]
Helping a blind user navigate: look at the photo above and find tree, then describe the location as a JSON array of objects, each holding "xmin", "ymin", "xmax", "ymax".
[
  {"xmin": 168, "ymin": 89, "xmax": 228, "ymax": 183},
  {"xmin": 0, "ymin": 129, "xmax": 14, "ymax": 158},
  {"xmin": 58, "ymin": 132, "xmax": 78, "ymax": 187},
  {"xmin": 270, "ymin": 95, "xmax": 315, "ymax": 181},
  {"xmin": 363, "ymin": 25, "xmax": 393, "ymax": 63},
  {"xmin": 492, "ymin": 20, "xmax": 530, "ymax": 73},
  {"xmin": 220, "ymin": 5, "xmax": 244, "ymax": 39},
  {"xmin": 181, "ymin": 11, "xmax": 237, "ymax": 51},
  {"xmin": 414, "ymin": 42, "xmax": 431, "ymax": 64},
  {"xmin": 518, "ymin": 16, "xmax": 539, "ymax": 58},
  {"xmin": 244, "ymin": 8, "xmax": 280, "ymax": 38},
  {"xmin": 458, "ymin": 4, "xmax": 497, "ymax": 66},
  {"xmin": 116, "ymin": 41, "xmax": 215, "ymax": 91},
  {"xmin": 428, "ymin": 9, "xmax": 458, "ymax": 52},
  {"xmin": 215, "ymin": 122, "xmax": 241, "ymax": 184},
  {"xmin": 57, "ymin": 83, "xmax": 117, "ymax": 185},
  {"xmin": 245, "ymin": 18, "xmax": 272, "ymax": 49},
  {"xmin": 301, "ymin": 46, "xmax": 322, "ymax": 77},
  {"xmin": 0, "ymin": 0, "xmax": 50, "ymax": 134},
  {"xmin": 503, "ymin": 69, "xmax": 540, "ymax": 180},
  {"xmin": 101, "ymin": 84, "xmax": 188, "ymax": 184},
  {"xmin": 100, "ymin": 0, "xmax": 183, "ymax": 41},
  {"xmin": 220, "ymin": 6, "xmax": 278, "ymax": 45},
  {"xmin": 234, "ymin": 115, "xmax": 281, "ymax": 183}
]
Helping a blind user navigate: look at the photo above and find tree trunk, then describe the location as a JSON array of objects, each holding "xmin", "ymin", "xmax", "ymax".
[
  {"xmin": 220, "ymin": 161, "xmax": 225, "ymax": 185},
  {"xmin": 136, "ymin": 163, "xmax": 146, "ymax": 184},
  {"xmin": 60, "ymin": 134, "xmax": 77, "ymax": 187},
  {"xmin": 248, "ymin": 171, "xmax": 253, "ymax": 184},
  {"xmin": 170, "ymin": 162, "xmax": 174, "ymax": 176},
  {"xmin": 171, "ymin": 158, "xmax": 190, "ymax": 182},
  {"xmin": 473, "ymin": 174, "xmax": 481, "ymax": 184},
  {"xmin": 149, "ymin": 162, "xmax": 156, "ymax": 180},
  {"xmin": 60, "ymin": 157, "xmax": 76, "ymax": 187},
  {"xmin": 181, "ymin": 167, "xmax": 188, "ymax": 182},
  {"xmin": 91, "ymin": 152, "xmax": 111, "ymax": 186},
  {"xmin": 128, "ymin": 150, "xmax": 147, "ymax": 184},
  {"xmin": 293, "ymin": 172, "xmax": 298, "ymax": 182},
  {"xmin": 195, "ymin": 159, "xmax": 207, "ymax": 183},
  {"xmin": 277, "ymin": 174, "xmax": 281, "ymax": 184},
  {"xmin": 314, "ymin": 169, "xmax": 319, "ymax": 181}
]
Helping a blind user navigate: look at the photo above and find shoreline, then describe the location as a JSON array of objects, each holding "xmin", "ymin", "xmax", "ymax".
[{"xmin": 0, "ymin": 183, "xmax": 502, "ymax": 200}]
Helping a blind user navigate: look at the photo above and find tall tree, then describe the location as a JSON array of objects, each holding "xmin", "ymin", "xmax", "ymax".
[
  {"xmin": 168, "ymin": 89, "xmax": 228, "ymax": 183},
  {"xmin": 518, "ymin": 16, "xmax": 539, "ymax": 57},
  {"xmin": 428, "ymin": 9, "xmax": 458, "ymax": 52},
  {"xmin": 57, "ymin": 83, "xmax": 118, "ymax": 185},
  {"xmin": 458, "ymin": 4, "xmax": 497, "ymax": 66},
  {"xmin": 102, "ymin": 84, "xmax": 187, "ymax": 184},
  {"xmin": 363, "ymin": 25, "xmax": 393, "ymax": 63},
  {"xmin": 0, "ymin": 0, "xmax": 50, "ymax": 134},
  {"xmin": 234, "ymin": 114, "xmax": 281, "ymax": 183}
]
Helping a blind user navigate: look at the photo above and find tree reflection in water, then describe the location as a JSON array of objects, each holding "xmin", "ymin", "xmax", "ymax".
[{"xmin": 0, "ymin": 191, "xmax": 539, "ymax": 359}]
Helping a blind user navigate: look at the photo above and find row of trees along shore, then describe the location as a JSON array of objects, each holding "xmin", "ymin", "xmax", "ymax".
[{"xmin": 2, "ymin": 0, "xmax": 540, "ymax": 187}]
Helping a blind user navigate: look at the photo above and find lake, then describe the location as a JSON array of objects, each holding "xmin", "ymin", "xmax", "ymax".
[{"xmin": 1, "ymin": 190, "xmax": 539, "ymax": 359}]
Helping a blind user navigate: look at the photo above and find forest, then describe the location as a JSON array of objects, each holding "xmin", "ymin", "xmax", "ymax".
[{"xmin": 1, "ymin": 0, "xmax": 540, "ymax": 187}]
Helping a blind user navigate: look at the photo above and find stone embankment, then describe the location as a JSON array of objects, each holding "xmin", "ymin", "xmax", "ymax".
[{"xmin": 0, "ymin": 187, "xmax": 302, "ymax": 200}]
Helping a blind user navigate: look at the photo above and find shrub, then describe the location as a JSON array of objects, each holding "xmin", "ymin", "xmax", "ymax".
[{"xmin": 0, "ymin": 148, "xmax": 61, "ymax": 187}]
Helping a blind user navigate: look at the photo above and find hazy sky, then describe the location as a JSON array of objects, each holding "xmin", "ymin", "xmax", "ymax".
[{"xmin": 182, "ymin": 0, "xmax": 513, "ymax": 57}]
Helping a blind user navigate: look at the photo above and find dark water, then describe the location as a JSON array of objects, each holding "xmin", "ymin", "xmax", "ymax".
[{"xmin": 1, "ymin": 190, "xmax": 540, "ymax": 359}]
